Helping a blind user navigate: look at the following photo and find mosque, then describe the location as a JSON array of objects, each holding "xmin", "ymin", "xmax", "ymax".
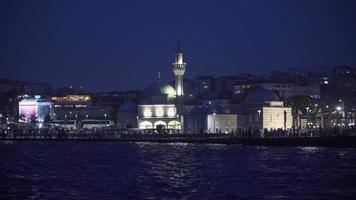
[
  {"xmin": 117, "ymin": 39, "xmax": 186, "ymax": 131},
  {"xmin": 116, "ymin": 40, "xmax": 293, "ymax": 133}
]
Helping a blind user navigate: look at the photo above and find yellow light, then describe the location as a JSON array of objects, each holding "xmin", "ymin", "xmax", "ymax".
[
  {"xmin": 156, "ymin": 107, "xmax": 164, "ymax": 117},
  {"xmin": 143, "ymin": 108, "xmax": 152, "ymax": 117},
  {"xmin": 167, "ymin": 107, "xmax": 175, "ymax": 117}
]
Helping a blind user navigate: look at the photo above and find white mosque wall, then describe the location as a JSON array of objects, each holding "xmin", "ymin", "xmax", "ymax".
[
  {"xmin": 262, "ymin": 107, "xmax": 293, "ymax": 130},
  {"xmin": 207, "ymin": 114, "xmax": 238, "ymax": 133}
]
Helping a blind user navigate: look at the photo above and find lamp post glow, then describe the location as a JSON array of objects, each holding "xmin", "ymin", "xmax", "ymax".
[
  {"xmin": 104, "ymin": 113, "xmax": 107, "ymax": 120},
  {"xmin": 213, "ymin": 112, "xmax": 216, "ymax": 133},
  {"xmin": 336, "ymin": 106, "xmax": 342, "ymax": 111},
  {"xmin": 306, "ymin": 107, "xmax": 310, "ymax": 128},
  {"xmin": 257, "ymin": 110, "xmax": 261, "ymax": 120},
  {"xmin": 314, "ymin": 104, "xmax": 318, "ymax": 127}
]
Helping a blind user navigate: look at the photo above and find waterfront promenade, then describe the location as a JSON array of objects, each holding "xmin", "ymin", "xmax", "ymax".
[{"xmin": 1, "ymin": 126, "xmax": 356, "ymax": 147}]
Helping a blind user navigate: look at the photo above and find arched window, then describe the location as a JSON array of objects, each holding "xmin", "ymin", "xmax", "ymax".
[
  {"xmin": 139, "ymin": 121, "xmax": 153, "ymax": 129},
  {"xmin": 168, "ymin": 120, "xmax": 181, "ymax": 129},
  {"xmin": 154, "ymin": 121, "xmax": 167, "ymax": 128}
]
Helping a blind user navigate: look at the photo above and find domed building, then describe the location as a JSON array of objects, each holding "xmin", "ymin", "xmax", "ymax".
[
  {"xmin": 137, "ymin": 75, "xmax": 182, "ymax": 130},
  {"xmin": 245, "ymin": 86, "xmax": 293, "ymax": 130},
  {"xmin": 116, "ymin": 100, "xmax": 137, "ymax": 129},
  {"xmin": 140, "ymin": 79, "xmax": 177, "ymax": 104},
  {"xmin": 245, "ymin": 86, "xmax": 280, "ymax": 103},
  {"xmin": 136, "ymin": 40, "xmax": 186, "ymax": 131}
]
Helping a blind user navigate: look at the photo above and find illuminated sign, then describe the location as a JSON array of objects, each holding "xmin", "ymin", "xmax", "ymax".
[{"xmin": 19, "ymin": 99, "xmax": 52, "ymax": 123}]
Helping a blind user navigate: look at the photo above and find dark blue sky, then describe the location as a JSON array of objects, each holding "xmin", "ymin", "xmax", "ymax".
[{"xmin": 1, "ymin": 0, "xmax": 355, "ymax": 92}]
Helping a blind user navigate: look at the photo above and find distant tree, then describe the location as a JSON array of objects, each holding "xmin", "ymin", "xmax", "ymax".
[
  {"xmin": 288, "ymin": 95, "xmax": 312, "ymax": 127},
  {"xmin": 290, "ymin": 95, "xmax": 312, "ymax": 113}
]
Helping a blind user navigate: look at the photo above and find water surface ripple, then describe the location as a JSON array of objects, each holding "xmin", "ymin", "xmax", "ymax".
[{"xmin": 1, "ymin": 141, "xmax": 356, "ymax": 199}]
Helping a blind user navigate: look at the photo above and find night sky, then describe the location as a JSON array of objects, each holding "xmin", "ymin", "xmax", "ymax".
[{"xmin": 1, "ymin": 0, "xmax": 355, "ymax": 92}]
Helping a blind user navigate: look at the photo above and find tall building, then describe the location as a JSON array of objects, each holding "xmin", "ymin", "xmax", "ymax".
[{"xmin": 172, "ymin": 38, "xmax": 186, "ymax": 96}]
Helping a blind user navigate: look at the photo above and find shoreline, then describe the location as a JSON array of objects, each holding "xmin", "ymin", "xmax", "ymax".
[{"xmin": 2, "ymin": 135, "xmax": 356, "ymax": 148}]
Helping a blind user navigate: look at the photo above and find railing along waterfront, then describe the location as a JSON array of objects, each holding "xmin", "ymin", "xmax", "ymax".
[{"xmin": 0, "ymin": 126, "xmax": 355, "ymax": 141}]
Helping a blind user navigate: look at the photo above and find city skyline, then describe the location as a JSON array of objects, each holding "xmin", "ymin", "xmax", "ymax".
[{"xmin": 1, "ymin": 2, "xmax": 356, "ymax": 199}]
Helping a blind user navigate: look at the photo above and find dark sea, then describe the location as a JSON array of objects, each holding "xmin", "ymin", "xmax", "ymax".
[{"xmin": 0, "ymin": 142, "xmax": 356, "ymax": 200}]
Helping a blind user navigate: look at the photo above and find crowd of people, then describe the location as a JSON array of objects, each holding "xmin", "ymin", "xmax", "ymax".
[
  {"xmin": 0, "ymin": 123, "xmax": 355, "ymax": 140},
  {"xmin": 230, "ymin": 127, "xmax": 356, "ymax": 138},
  {"xmin": 0, "ymin": 125, "xmax": 119, "ymax": 140}
]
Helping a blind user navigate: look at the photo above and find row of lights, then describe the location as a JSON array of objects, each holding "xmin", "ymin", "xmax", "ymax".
[
  {"xmin": 143, "ymin": 107, "xmax": 176, "ymax": 118},
  {"xmin": 306, "ymin": 99, "xmax": 344, "ymax": 112},
  {"xmin": 61, "ymin": 113, "xmax": 107, "ymax": 120}
]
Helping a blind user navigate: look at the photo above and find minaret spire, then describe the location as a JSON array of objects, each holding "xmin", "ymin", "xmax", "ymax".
[
  {"xmin": 176, "ymin": 38, "xmax": 182, "ymax": 53},
  {"xmin": 157, "ymin": 72, "xmax": 161, "ymax": 82},
  {"xmin": 172, "ymin": 38, "xmax": 186, "ymax": 96}
]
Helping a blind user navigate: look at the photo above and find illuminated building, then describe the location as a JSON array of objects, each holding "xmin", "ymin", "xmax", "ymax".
[
  {"xmin": 18, "ymin": 97, "xmax": 53, "ymax": 125},
  {"xmin": 52, "ymin": 94, "xmax": 111, "ymax": 121},
  {"xmin": 137, "ymin": 75, "xmax": 181, "ymax": 130},
  {"xmin": 51, "ymin": 95, "xmax": 91, "ymax": 119},
  {"xmin": 185, "ymin": 107, "xmax": 239, "ymax": 134},
  {"xmin": 245, "ymin": 86, "xmax": 293, "ymax": 130},
  {"xmin": 52, "ymin": 95, "xmax": 92, "ymax": 108},
  {"xmin": 173, "ymin": 38, "xmax": 186, "ymax": 96},
  {"xmin": 136, "ymin": 40, "xmax": 187, "ymax": 131},
  {"xmin": 185, "ymin": 87, "xmax": 293, "ymax": 133}
]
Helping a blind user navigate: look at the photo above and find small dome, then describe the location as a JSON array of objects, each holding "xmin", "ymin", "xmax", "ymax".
[
  {"xmin": 246, "ymin": 86, "xmax": 279, "ymax": 102},
  {"xmin": 142, "ymin": 82, "xmax": 176, "ymax": 99},
  {"xmin": 117, "ymin": 101, "xmax": 137, "ymax": 113}
]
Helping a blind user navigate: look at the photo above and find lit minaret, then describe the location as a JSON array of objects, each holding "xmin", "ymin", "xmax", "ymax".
[{"xmin": 172, "ymin": 38, "xmax": 186, "ymax": 96}]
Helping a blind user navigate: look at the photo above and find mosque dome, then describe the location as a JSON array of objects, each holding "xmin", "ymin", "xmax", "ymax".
[
  {"xmin": 142, "ymin": 82, "xmax": 176, "ymax": 99},
  {"xmin": 245, "ymin": 86, "xmax": 279, "ymax": 102},
  {"xmin": 117, "ymin": 100, "xmax": 137, "ymax": 113}
]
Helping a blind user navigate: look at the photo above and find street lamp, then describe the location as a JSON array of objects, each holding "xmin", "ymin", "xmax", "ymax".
[
  {"xmin": 104, "ymin": 113, "xmax": 107, "ymax": 120},
  {"xmin": 257, "ymin": 110, "xmax": 261, "ymax": 119},
  {"xmin": 213, "ymin": 112, "xmax": 216, "ymax": 133},
  {"xmin": 86, "ymin": 114, "xmax": 89, "ymax": 119},
  {"xmin": 314, "ymin": 104, "xmax": 318, "ymax": 126},
  {"xmin": 336, "ymin": 106, "xmax": 342, "ymax": 111},
  {"xmin": 306, "ymin": 107, "xmax": 310, "ymax": 128}
]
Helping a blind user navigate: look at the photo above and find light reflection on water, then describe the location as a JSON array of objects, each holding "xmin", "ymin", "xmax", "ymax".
[{"xmin": 0, "ymin": 141, "xmax": 356, "ymax": 199}]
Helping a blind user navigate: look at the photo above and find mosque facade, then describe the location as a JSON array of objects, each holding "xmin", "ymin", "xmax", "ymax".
[{"xmin": 135, "ymin": 40, "xmax": 186, "ymax": 131}]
